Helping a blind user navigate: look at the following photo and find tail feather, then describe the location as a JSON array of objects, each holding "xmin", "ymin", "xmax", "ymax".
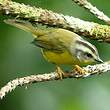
[{"xmin": 4, "ymin": 19, "xmax": 45, "ymax": 37}]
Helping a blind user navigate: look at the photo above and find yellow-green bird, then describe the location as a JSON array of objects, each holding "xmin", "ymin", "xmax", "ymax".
[{"xmin": 4, "ymin": 19, "xmax": 103, "ymax": 78}]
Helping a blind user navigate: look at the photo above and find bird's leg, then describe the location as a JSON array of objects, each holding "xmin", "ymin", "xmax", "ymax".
[
  {"xmin": 56, "ymin": 66, "xmax": 65, "ymax": 79},
  {"xmin": 74, "ymin": 65, "xmax": 86, "ymax": 76}
]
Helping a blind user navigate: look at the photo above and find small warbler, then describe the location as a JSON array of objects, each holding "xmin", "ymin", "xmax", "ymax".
[{"xmin": 4, "ymin": 19, "xmax": 103, "ymax": 78}]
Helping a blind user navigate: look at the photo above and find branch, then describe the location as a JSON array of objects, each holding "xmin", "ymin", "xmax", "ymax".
[
  {"xmin": 73, "ymin": 0, "xmax": 110, "ymax": 25},
  {"xmin": 1, "ymin": 0, "xmax": 110, "ymax": 42},
  {"xmin": 0, "ymin": 0, "xmax": 110, "ymax": 100},
  {"xmin": 0, "ymin": 61, "xmax": 110, "ymax": 99}
]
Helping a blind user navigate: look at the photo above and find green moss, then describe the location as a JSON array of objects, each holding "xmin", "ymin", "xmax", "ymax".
[{"xmin": 90, "ymin": 24, "xmax": 110, "ymax": 41}]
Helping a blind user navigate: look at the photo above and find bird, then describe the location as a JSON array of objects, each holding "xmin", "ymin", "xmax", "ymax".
[{"xmin": 4, "ymin": 19, "xmax": 103, "ymax": 79}]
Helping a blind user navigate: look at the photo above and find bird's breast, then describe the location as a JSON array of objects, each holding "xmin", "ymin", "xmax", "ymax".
[{"xmin": 41, "ymin": 49, "xmax": 79, "ymax": 65}]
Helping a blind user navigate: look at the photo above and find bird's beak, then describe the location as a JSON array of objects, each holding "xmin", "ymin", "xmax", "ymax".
[{"xmin": 95, "ymin": 58, "xmax": 103, "ymax": 63}]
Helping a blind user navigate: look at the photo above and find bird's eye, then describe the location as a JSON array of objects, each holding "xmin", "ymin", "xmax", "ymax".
[{"xmin": 85, "ymin": 53, "xmax": 93, "ymax": 58}]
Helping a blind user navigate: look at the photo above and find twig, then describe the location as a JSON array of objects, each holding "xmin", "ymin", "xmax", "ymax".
[
  {"xmin": 73, "ymin": 0, "xmax": 110, "ymax": 25},
  {"xmin": 0, "ymin": 61, "xmax": 110, "ymax": 99},
  {"xmin": 1, "ymin": 0, "xmax": 110, "ymax": 42}
]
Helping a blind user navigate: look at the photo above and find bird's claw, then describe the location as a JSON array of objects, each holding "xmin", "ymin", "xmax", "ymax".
[
  {"xmin": 56, "ymin": 66, "xmax": 65, "ymax": 79},
  {"xmin": 74, "ymin": 65, "xmax": 86, "ymax": 76}
]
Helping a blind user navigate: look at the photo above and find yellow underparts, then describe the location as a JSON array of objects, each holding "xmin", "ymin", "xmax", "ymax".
[{"xmin": 42, "ymin": 49, "xmax": 77, "ymax": 65}]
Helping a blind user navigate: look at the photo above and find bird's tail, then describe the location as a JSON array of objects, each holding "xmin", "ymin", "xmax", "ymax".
[{"xmin": 4, "ymin": 19, "xmax": 45, "ymax": 37}]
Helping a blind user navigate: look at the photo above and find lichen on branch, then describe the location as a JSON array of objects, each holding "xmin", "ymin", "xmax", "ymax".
[
  {"xmin": 0, "ymin": 61, "xmax": 110, "ymax": 99},
  {"xmin": 1, "ymin": 0, "xmax": 110, "ymax": 42},
  {"xmin": 73, "ymin": 0, "xmax": 110, "ymax": 24}
]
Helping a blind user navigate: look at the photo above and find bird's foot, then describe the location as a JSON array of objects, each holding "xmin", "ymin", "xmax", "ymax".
[
  {"xmin": 74, "ymin": 65, "xmax": 86, "ymax": 76},
  {"xmin": 56, "ymin": 66, "xmax": 65, "ymax": 79}
]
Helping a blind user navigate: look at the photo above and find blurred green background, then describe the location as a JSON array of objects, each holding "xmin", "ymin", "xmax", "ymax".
[{"xmin": 0, "ymin": 0, "xmax": 110, "ymax": 110}]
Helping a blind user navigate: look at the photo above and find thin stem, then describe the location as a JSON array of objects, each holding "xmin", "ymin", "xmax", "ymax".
[{"xmin": 73, "ymin": 0, "xmax": 110, "ymax": 24}]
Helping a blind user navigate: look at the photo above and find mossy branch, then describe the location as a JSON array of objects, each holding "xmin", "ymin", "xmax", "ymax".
[
  {"xmin": 73, "ymin": 0, "xmax": 110, "ymax": 25},
  {"xmin": 0, "ymin": 61, "xmax": 110, "ymax": 99},
  {"xmin": 0, "ymin": 0, "xmax": 110, "ymax": 42}
]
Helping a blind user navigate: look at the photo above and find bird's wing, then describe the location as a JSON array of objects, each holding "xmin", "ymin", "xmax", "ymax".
[
  {"xmin": 5, "ymin": 19, "xmax": 69, "ymax": 53},
  {"xmin": 32, "ymin": 31, "xmax": 65, "ymax": 53}
]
